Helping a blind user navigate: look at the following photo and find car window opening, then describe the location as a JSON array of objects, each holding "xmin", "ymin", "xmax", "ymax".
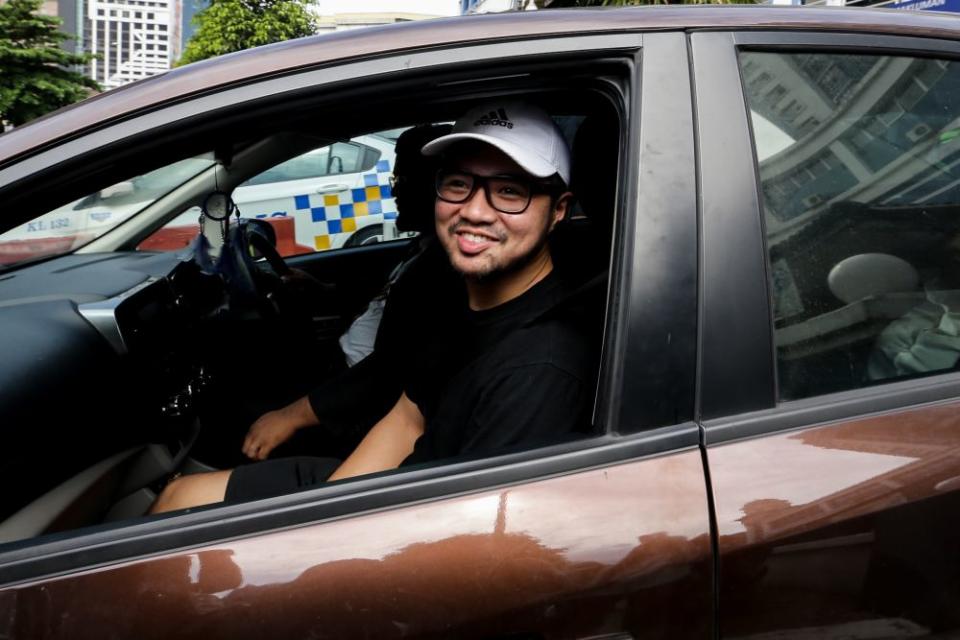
[{"xmin": 0, "ymin": 90, "xmax": 623, "ymax": 547}]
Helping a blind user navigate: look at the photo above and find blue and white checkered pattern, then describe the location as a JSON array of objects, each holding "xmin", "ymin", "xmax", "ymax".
[{"xmin": 288, "ymin": 159, "xmax": 397, "ymax": 250}]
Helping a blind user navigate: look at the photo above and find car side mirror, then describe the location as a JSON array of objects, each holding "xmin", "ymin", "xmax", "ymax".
[{"xmin": 99, "ymin": 181, "xmax": 135, "ymax": 199}]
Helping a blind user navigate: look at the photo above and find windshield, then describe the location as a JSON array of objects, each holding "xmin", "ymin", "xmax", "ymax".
[{"xmin": 0, "ymin": 156, "xmax": 215, "ymax": 268}]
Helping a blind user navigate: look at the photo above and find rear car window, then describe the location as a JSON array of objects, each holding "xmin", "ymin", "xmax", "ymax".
[{"xmin": 741, "ymin": 51, "xmax": 960, "ymax": 400}]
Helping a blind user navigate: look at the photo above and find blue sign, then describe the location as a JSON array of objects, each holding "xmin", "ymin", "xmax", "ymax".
[{"xmin": 891, "ymin": 0, "xmax": 960, "ymax": 12}]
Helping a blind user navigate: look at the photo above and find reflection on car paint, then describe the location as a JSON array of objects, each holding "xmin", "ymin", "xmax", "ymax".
[
  {"xmin": 1, "ymin": 452, "xmax": 713, "ymax": 639},
  {"xmin": 709, "ymin": 400, "xmax": 960, "ymax": 638}
]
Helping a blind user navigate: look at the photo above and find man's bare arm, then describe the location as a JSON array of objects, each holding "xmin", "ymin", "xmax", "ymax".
[
  {"xmin": 243, "ymin": 395, "xmax": 320, "ymax": 460},
  {"xmin": 327, "ymin": 393, "xmax": 424, "ymax": 482},
  {"xmin": 152, "ymin": 393, "xmax": 422, "ymax": 514}
]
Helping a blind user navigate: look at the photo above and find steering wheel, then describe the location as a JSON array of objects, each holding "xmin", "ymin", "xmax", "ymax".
[
  {"xmin": 235, "ymin": 218, "xmax": 337, "ymax": 322},
  {"xmin": 243, "ymin": 218, "xmax": 292, "ymax": 279}
]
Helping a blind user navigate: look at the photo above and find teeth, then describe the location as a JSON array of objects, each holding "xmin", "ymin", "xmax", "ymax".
[{"xmin": 463, "ymin": 232, "xmax": 490, "ymax": 243}]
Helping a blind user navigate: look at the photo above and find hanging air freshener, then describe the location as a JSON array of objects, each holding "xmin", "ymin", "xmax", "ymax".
[{"xmin": 200, "ymin": 190, "xmax": 236, "ymax": 244}]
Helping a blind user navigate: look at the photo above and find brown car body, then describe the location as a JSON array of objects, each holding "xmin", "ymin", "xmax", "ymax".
[
  {"xmin": 4, "ymin": 454, "xmax": 713, "ymax": 639},
  {"xmin": 712, "ymin": 402, "xmax": 960, "ymax": 638},
  {"xmin": 1, "ymin": 5, "xmax": 960, "ymax": 640}
]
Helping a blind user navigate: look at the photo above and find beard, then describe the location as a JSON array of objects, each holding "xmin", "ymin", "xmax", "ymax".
[{"xmin": 444, "ymin": 218, "xmax": 552, "ymax": 282}]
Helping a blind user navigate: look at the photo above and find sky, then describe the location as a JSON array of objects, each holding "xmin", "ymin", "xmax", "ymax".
[{"xmin": 314, "ymin": 0, "xmax": 463, "ymax": 16}]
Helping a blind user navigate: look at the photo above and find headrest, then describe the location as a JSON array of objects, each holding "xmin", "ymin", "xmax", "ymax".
[
  {"xmin": 571, "ymin": 115, "xmax": 619, "ymax": 233},
  {"xmin": 828, "ymin": 253, "xmax": 920, "ymax": 304}
]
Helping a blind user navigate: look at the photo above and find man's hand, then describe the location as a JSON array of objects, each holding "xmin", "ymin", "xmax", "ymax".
[{"xmin": 242, "ymin": 396, "xmax": 320, "ymax": 460}]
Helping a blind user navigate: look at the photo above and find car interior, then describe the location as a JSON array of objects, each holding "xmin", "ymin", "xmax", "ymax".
[{"xmin": 0, "ymin": 60, "xmax": 626, "ymax": 548}]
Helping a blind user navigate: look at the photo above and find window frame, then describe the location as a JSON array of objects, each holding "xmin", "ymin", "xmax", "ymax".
[
  {"xmin": 693, "ymin": 30, "xmax": 960, "ymax": 446},
  {"xmin": 0, "ymin": 31, "xmax": 704, "ymax": 588}
]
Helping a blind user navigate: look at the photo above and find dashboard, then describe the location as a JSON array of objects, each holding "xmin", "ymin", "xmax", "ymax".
[
  {"xmin": 0, "ymin": 238, "xmax": 401, "ymax": 541},
  {"xmin": 0, "ymin": 251, "xmax": 226, "ymax": 524}
]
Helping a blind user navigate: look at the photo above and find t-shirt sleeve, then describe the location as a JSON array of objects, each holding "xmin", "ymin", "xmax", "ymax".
[{"xmin": 461, "ymin": 363, "xmax": 589, "ymax": 456}]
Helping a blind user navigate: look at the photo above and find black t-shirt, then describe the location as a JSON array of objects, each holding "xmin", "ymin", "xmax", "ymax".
[
  {"xmin": 306, "ymin": 240, "xmax": 464, "ymax": 434},
  {"xmin": 225, "ymin": 268, "xmax": 600, "ymax": 503},
  {"xmin": 403, "ymin": 271, "xmax": 597, "ymax": 466}
]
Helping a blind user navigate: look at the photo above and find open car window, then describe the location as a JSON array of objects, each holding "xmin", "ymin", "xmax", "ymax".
[
  {"xmin": 0, "ymin": 86, "xmax": 624, "ymax": 549},
  {"xmin": 139, "ymin": 132, "xmax": 408, "ymax": 257}
]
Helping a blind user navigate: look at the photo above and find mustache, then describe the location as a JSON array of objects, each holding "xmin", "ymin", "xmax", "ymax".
[{"xmin": 447, "ymin": 220, "xmax": 507, "ymax": 242}]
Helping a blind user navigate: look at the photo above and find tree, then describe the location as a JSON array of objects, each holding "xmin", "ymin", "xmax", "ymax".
[
  {"xmin": 178, "ymin": 0, "xmax": 318, "ymax": 66},
  {"xmin": 0, "ymin": 0, "xmax": 99, "ymax": 131}
]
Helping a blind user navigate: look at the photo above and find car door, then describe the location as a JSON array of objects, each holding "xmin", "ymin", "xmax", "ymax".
[
  {"xmin": 0, "ymin": 30, "xmax": 713, "ymax": 640},
  {"xmin": 692, "ymin": 30, "xmax": 960, "ymax": 639}
]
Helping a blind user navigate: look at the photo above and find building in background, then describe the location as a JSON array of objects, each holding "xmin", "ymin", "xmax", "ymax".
[
  {"xmin": 53, "ymin": 0, "xmax": 180, "ymax": 90},
  {"xmin": 85, "ymin": 0, "xmax": 179, "ymax": 89},
  {"xmin": 50, "ymin": 0, "xmax": 80, "ymax": 56},
  {"xmin": 887, "ymin": 0, "xmax": 960, "ymax": 11},
  {"xmin": 314, "ymin": 0, "xmax": 459, "ymax": 34},
  {"xmin": 461, "ymin": 0, "xmax": 534, "ymax": 12},
  {"xmin": 47, "ymin": 0, "xmax": 536, "ymax": 92},
  {"xmin": 41, "ymin": 0, "xmax": 960, "ymax": 93}
]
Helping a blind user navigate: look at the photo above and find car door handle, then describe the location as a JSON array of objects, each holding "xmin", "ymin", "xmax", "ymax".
[{"xmin": 316, "ymin": 183, "xmax": 349, "ymax": 194}]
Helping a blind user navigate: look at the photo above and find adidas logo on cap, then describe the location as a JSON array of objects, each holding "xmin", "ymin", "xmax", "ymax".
[
  {"xmin": 474, "ymin": 108, "xmax": 514, "ymax": 129},
  {"xmin": 420, "ymin": 100, "xmax": 572, "ymax": 185}
]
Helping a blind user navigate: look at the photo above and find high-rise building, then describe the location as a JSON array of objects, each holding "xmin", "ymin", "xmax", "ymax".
[
  {"xmin": 52, "ymin": 0, "xmax": 180, "ymax": 90},
  {"xmin": 314, "ymin": 0, "xmax": 459, "ymax": 33},
  {"xmin": 84, "ymin": 0, "xmax": 180, "ymax": 89},
  {"xmin": 53, "ymin": 0, "xmax": 81, "ymax": 56},
  {"xmin": 461, "ymin": 0, "xmax": 535, "ymax": 12}
]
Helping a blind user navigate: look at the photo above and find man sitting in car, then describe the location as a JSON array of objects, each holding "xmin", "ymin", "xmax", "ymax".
[
  {"xmin": 151, "ymin": 101, "xmax": 598, "ymax": 511},
  {"xmin": 238, "ymin": 123, "xmax": 460, "ymax": 464}
]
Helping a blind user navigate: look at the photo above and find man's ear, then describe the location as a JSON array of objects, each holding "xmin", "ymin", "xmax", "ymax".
[{"xmin": 550, "ymin": 192, "xmax": 574, "ymax": 231}]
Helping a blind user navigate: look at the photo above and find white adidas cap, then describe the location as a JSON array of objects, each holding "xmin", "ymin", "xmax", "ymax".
[{"xmin": 421, "ymin": 101, "xmax": 571, "ymax": 186}]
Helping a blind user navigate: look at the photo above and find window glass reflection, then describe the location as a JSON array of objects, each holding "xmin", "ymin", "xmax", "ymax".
[{"xmin": 742, "ymin": 52, "xmax": 960, "ymax": 399}]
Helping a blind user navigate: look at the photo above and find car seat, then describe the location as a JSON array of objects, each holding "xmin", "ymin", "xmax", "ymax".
[{"xmin": 551, "ymin": 115, "xmax": 618, "ymax": 282}]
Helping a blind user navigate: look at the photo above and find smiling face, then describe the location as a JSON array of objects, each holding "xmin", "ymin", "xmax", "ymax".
[{"xmin": 435, "ymin": 142, "xmax": 568, "ymax": 282}]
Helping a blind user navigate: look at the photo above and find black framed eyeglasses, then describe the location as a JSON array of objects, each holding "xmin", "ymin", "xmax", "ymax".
[{"xmin": 435, "ymin": 169, "xmax": 556, "ymax": 214}]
